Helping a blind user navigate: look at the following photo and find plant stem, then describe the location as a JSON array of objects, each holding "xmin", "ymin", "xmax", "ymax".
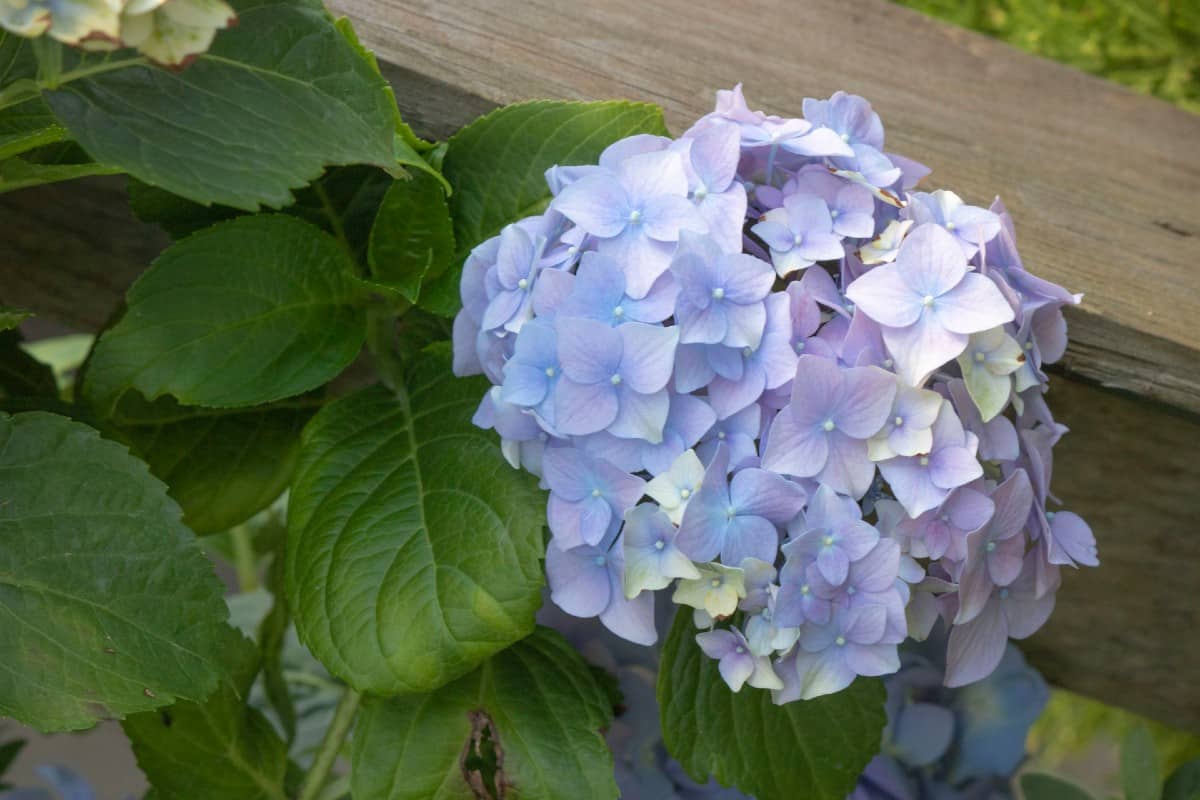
[
  {"xmin": 366, "ymin": 305, "xmax": 407, "ymax": 393},
  {"xmin": 229, "ymin": 525, "xmax": 259, "ymax": 592},
  {"xmin": 298, "ymin": 689, "xmax": 361, "ymax": 800}
]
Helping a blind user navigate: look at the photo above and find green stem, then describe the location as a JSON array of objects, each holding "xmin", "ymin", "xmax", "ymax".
[
  {"xmin": 298, "ymin": 689, "xmax": 361, "ymax": 800},
  {"xmin": 313, "ymin": 182, "xmax": 352, "ymax": 257},
  {"xmin": 31, "ymin": 39, "xmax": 63, "ymax": 88},
  {"xmin": 0, "ymin": 55, "xmax": 148, "ymax": 114},
  {"xmin": 366, "ymin": 305, "xmax": 408, "ymax": 392},
  {"xmin": 229, "ymin": 525, "xmax": 259, "ymax": 592}
]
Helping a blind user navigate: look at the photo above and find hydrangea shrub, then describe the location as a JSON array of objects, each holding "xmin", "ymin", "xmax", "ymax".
[{"xmin": 454, "ymin": 85, "xmax": 1099, "ymax": 702}]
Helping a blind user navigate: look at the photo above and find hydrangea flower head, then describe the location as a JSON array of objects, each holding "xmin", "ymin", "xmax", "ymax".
[{"xmin": 456, "ymin": 84, "xmax": 1095, "ymax": 707}]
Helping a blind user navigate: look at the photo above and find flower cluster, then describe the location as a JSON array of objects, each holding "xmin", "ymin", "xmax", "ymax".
[
  {"xmin": 1, "ymin": 0, "xmax": 235, "ymax": 66},
  {"xmin": 455, "ymin": 86, "xmax": 1097, "ymax": 701}
]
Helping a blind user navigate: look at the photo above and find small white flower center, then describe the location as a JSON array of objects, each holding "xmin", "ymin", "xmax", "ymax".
[
  {"xmin": 830, "ymin": 209, "xmax": 840, "ymax": 219},
  {"xmin": 594, "ymin": 555, "xmax": 606, "ymax": 566},
  {"xmin": 919, "ymin": 456, "xmax": 930, "ymax": 466},
  {"xmin": 822, "ymin": 535, "xmax": 835, "ymax": 547},
  {"xmin": 717, "ymin": 431, "xmax": 727, "ymax": 440},
  {"xmin": 694, "ymin": 185, "xmax": 708, "ymax": 200},
  {"xmin": 999, "ymin": 588, "xmax": 1011, "ymax": 600},
  {"xmin": 735, "ymin": 645, "xmax": 746, "ymax": 654},
  {"xmin": 742, "ymin": 347, "xmax": 754, "ymax": 358},
  {"xmin": 710, "ymin": 578, "xmax": 722, "ymax": 588},
  {"xmin": 628, "ymin": 209, "xmax": 643, "ymax": 224},
  {"xmin": 795, "ymin": 341, "xmax": 806, "ymax": 352},
  {"xmin": 613, "ymin": 306, "xmax": 625, "ymax": 318},
  {"xmin": 591, "ymin": 488, "xmax": 602, "ymax": 498},
  {"xmin": 883, "ymin": 358, "xmax": 894, "ymax": 368},
  {"xmin": 655, "ymin": 540, "xmax": 665, "ymax": 551},
  {"xmin": 544, "ymin": 366, "xmax": 556, "ymax": 377},
  {"xmin": 985, "ymin": 542, "xmax": 996, "ymax": 552},
  {"xmin": 1024, "ymin": 341, "xmax": 1034, "ymax": 350},
  {"xmin": 835, "ymin": 635, "xmax": 847, "ymax": 646},
  {"xmin": 921, "ymin": 295, "xmax": 935, "ymax": 307},
  {"xmin": 538, "ymin": 432, "xmax": 549, "ymax": 442},
  {"xmin": 822, "ymin": 419, "xmax": 836, "ymax": 432},
  {"xmin": 840, "ymin": 132, "xmax": 851, "ymax": 143},
  {"xmin": 847, "ymin": 586, "xmax": 856, "ymax": 595},
  {"xmin": 680, "ymin": 488, "xmax": 692, "ymax": 499},
  {"xmin": 517, "ymin": 278, "xmax": 529, "ymax": 289},
  {"xmin": 800, "ymin": 584, "xmax": 810, "ymax": 595},
  {"xmin": 792, "ymin": 233, "xmax": 804, "ymax": 247},
  {"xmin": 894, "ymin": 416, "xmax": 904, "ymax": 427},
  {"xmin": 974, "ymin": 352, "xmax": 986, "ymax": 363},
  {"xmin": 945, "ymin": 221, "xmax": 957, "ymax": 231},
  {"xmin": 725, "ymin": 506, "xmax": 737, "ymax": 520},
  {"xmin": 712, "ymin": 287, "xmax": 725, "ymax": 300},
  {"xmin": 610, "ymin": 373, "xmax": 622, "ymax": 385}
]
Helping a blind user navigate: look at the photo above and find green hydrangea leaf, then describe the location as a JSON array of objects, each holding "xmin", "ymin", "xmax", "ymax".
[
  {"xmin": 122, "ymin": 628, "xmax": 294, "ymax": 800},
  {"xmin": 44, "ymin": 0, "xmax": 400, "ymax": 211},
  {"xmin": 367, "ymin": 170, "xmax": 456, "ymax": 303},
  {"xmin": 117, "ymin": 396, "xmax": 317, "ymax": 535},
  {"xmin": 1019, "ymin": 772, "xmax": 1096, "ymax": 800},
  {"xmin": 657, "ymin": 610, "xmax": 887, "ymax": 800},
  {"xmin": 0, "ymin": 35, "xmax": 67, "ymax": 161},
  {"xmin": 352, "ymin": 627, "xmax": 617, "ymax": 800},
  {"xmin": 286, "ymin": 345, "xmax": 545, "ymax": 695},
  {"xmin": 426, "ymin": 100, "xmax": 669, "ymax": 315},
  {"xmin": 0, "ymin": 150, "xmax": 120, "ymax": 192},
  {"xmin": 83, "ymin": 214, "xmax": 366, "ymax": 413},
  {"xmin": 0, "ymin": 411, "xmax": 231, "ymax": 732}
]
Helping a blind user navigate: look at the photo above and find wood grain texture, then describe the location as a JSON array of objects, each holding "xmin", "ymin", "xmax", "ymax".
[
  {"xmin": 332, "ymin": 0, "xmax": 1200, "ymax": 414},
  {"xmin": 1029, "ymin": 376, "xmax": 1200, "ymax": 732},
  {"xmin": 0, "ymin": 177, "xmax": 164, "ymax": 330}
]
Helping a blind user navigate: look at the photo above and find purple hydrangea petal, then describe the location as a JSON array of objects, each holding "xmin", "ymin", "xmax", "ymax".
[{"xmin": 551, "ymin": 172, "xmax": 630, "ymax": 238}]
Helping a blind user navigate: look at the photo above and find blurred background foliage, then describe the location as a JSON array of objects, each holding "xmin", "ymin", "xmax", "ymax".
[{"xmin": 895, "ymin": 0, "xmax": 1199, "ymax": 113}]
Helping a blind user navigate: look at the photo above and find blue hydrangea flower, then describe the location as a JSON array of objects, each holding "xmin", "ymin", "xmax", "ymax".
[
  {"xmin": 553, "ymin": 251, "xmax": 679, "ymax": 326},
  {"xmin": 671, "ymin": 231, "xmax": 775, "ymax": 349},
  {"xmin": 672, "ymin": 561, "xmax": 746, "ymax": 619},
  {"xmin": 752, "ymin": 194, "xmax": 846, "ymax": 277},
  {"xmin": 777, "ymin": 604, "xmax": 901, "ymax": 701},
  {"xmin": 677, "ymin": 445, "xmax": 806, "ymax": 565},
  {"xmin": 781, "ymin": 484, "xmax": 880, "ymax": 587},
  {"xmin": 846, "ymin": 223, "xmax": 1015, "ymax": 385},
  {"xmin": 500, "ymin": 318, "xmax": 560, "ymax": 430},
  {"xmin": 877, "ymin": 400, "xmax": 984, "ymax": 518},
  {"xmin": 546, "ymin": 534, "xmax": 657, "ymax": 645},
  {"xmin": 621, "ymin": 503, "xmax": 701, "ymax": 598},
  {"xmin": 551, "ymin": 149, "xmax": 706, "ymax": 298},
  {"xmin": 553, "ymin": 316, "xmax": 679, "ymax": 441},
  {"xmin": 480, "ymin": 223, "xmax": 546, "ymax": 333},
  {"xmin": 762, "ymin": 355, "xmax": 896, "ymax": 498},
  {"xmin": 955, "ymin": 470, "xmax": 1033, "ymax": 625},
  {"xmin": 945, "ymin": 551, "xmax": 1057, "ymax": 687},
  {"xmin": 678, "ymin": 123, "xmax": 749, "ymax": 252},
  {"xmin": 695, "ymin": 627, "xmax": 783, "ymax": 692},
  {"xmin": 904, "ymin": 190, "xmax": 1001, "ymax": 259},
  {"xmin": 704, "ymin": 292, "xmax": 799, "ymax": 419},
  {"xmin": 790, "ymin": 167, "xmax": 877, "ymax": 239},
  {"xmin": 543, "ymin": 446, "xmax": 645, "ymax": 550}
]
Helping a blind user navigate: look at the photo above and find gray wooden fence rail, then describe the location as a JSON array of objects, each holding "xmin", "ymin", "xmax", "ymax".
[{"xmin": 2, "ymin": 0, "xmax": 1198, "ymax": 732}]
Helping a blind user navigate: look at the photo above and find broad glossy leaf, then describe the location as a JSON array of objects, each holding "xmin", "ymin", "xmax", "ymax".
[
  {"xmin": 428, "ymin": 100, "xmax": 669, "ymax": 315},
  {"xmin": 0, "ymin": 412, "xmax": 230, "ymax": 732},
  {"xmin": 118, "ymin": 396, "xmax": 315, "ymax": 534},
  {"xmin": 0, "ymin": 35, "xmax": 67, "ymax": 161},
  {"xmin": 44, "ymin": 0, "xmax": 399, "ymax": 210},
  {"xmin": 1019, "ymin": 772, "xmax": 1096, "ymax": 800},
  {"xmin": 84, "ymin": 215, "xmax": 366, "ymax": 412},
  {"xmin": 123, "ymin": 629, "xmax": 294, "ymax": 800},
  {"xmin": 352, "ymin": 627, "xmax": 617, "ymax": 800},
  {"xmin": 368, "ymin": 170, "xmax": 455, "ymax": 303},
  {"xmin": 657, "ymin": 610, "xmax": 887, "ymax": 800},
  {"xmin": 286, "ymin": 346, "xmax": 545, "ymax": 694}
]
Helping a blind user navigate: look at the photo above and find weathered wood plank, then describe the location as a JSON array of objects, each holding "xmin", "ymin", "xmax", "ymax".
[{"xmin": 334, "ymin": 0, "xmax": 1200, "ymax": 415}]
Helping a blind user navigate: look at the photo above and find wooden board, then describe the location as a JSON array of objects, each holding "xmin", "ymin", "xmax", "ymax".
[{"xmin": 335, "ymin": 0, "xmax": 1200, "ymax": 415}]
